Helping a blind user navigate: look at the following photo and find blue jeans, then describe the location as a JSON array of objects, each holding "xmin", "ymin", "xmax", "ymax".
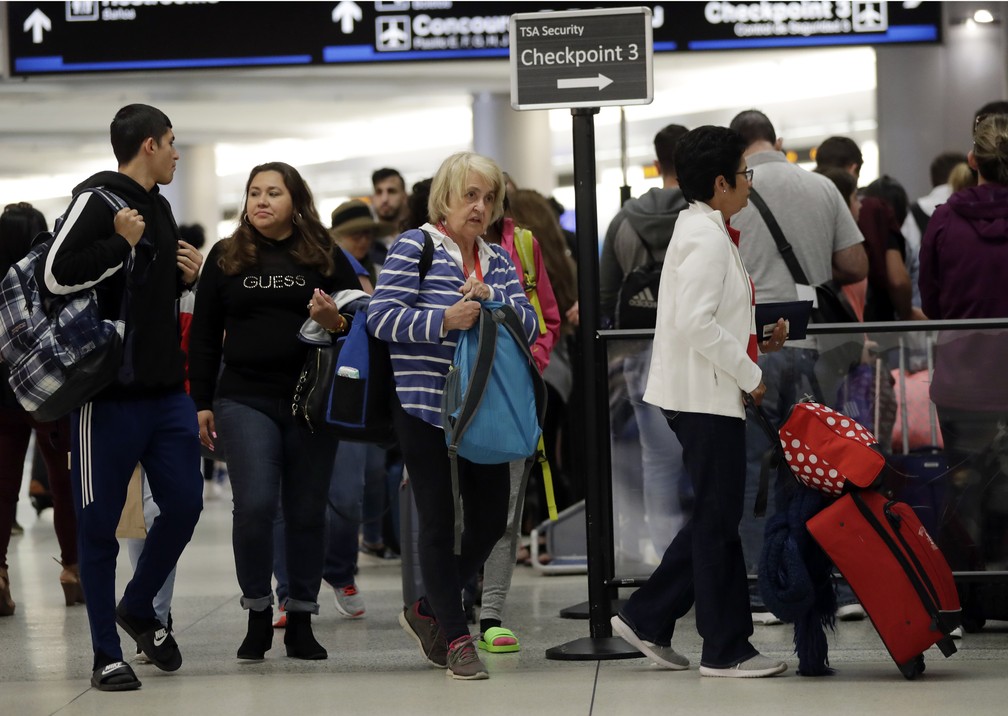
[
  {"xmin": 214, "ymin": 396, "xmax": 337, "ymax": 614},
  {"xmin": 360, "ymin": 444, "xmax": 394, "ymax": 547},
  {"xmin": 624, "ymin": 347, "xmax": 691, "ymax": 554}
]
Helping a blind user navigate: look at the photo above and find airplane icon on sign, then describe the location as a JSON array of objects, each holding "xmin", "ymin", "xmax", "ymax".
[{"xmin": 377, "ymin": 16, "xmax": 410, "ymax": 50}]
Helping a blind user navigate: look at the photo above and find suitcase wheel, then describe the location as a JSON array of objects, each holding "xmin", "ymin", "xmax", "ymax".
[{"xmin": 899, "ymin": 654, "xmax": 926, "ymax": 680}]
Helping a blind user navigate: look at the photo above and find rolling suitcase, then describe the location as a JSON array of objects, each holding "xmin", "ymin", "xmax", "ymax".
[
  {"xmin": 887, "ymin": 335, "xmax": 947, "ymax": 537},
  {"xmin": 807, "ymin": 489, "xmax": 961, "ymax": 679}
]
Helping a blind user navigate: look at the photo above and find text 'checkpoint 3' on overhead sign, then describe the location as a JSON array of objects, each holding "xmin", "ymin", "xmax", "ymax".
[{"xmin": 510, "ymin": 6, "xmax": 653, "ymax": 111}]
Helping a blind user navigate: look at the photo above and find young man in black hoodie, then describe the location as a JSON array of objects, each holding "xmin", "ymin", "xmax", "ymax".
[{"xmin": 38, "ymin": 104, "xmax": 204, "ymax": 692}]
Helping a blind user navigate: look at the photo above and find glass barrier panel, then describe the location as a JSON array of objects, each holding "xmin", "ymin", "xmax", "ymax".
[{"xmin": 602, "ymin": 321, "xmax": 1008, "ymax": 628}]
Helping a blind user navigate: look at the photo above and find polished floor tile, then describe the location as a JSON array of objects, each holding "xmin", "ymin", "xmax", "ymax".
[{"xmin": 3, "ymin": 483, "xmax": 1008, "ymax": 715}]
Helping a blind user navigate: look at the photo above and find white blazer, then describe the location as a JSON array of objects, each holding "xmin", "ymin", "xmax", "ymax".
[{"xmin": 643, "ymin": 201, "xmax": 762, "ymax": 419}]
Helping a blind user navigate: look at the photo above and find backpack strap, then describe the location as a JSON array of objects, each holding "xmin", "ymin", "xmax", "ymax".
[
  {"xmin": 910, "ymin": 201, "xmax": 930, "ymax": 236},
  {"xmin": 445, "ymin": 306, "xmax": 499, "ymax": 553},
  {"xmin": 418, "ymin": 229, "xmax": 434, "ymax": 282},
  {"xmin": 512, "ymin": 227, "xmax": 547, "ymax": 336},
  {"xmin": 749, "ymin": 188, "xmax": 811, "ymax": 286}
]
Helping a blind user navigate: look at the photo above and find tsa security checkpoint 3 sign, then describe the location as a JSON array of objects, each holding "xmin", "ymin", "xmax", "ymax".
[{"xmin": 510, "ymin": 7, "xmax": 653, "ymax": 110}]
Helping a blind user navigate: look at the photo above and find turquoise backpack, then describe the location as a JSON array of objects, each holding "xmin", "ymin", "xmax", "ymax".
[{"xmin": 441, "ymin": 301, "xmax": 546, "ymax": 552}]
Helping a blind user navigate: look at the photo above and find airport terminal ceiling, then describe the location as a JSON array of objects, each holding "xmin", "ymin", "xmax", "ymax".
[
  {"xmin": 0, "ymin": 46, "xmax": 877, "ymax": 224},
  {"xmin": 0, "ymin": 0, "xmax": 944, "ymax": 226}
]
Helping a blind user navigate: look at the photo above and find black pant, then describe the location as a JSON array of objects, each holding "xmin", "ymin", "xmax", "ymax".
[
  {"xmin": 393, "ymin": 400, "xmax": 509, "ymax": 642},
  {"xmin": 620, "ymin": 410, "xmax": 757, "ymax": 668}
]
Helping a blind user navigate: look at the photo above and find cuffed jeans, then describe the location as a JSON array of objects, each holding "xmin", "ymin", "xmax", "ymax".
[{"xmin": 214, "ymin": 396, "xmax": 337, "ymax": 614}]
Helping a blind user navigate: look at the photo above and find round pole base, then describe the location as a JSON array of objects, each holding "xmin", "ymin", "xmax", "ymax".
[{"xmin": 545, "ymin": 636, "xmax": 645, "ymax": 661}]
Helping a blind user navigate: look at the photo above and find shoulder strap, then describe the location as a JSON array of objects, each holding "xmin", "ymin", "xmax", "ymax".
[
  {"xmin": 910, "ymin": 201, "xmax": 929, "ymax": 235},
  {"xmin": 418, "ymin": 229, "xmax": 435, "ymax": 282},
  {"xmin": 633, "ymin": 230, "xmax": 658, "ymax": 265},
  {"xmin": 748, "ymin": 188, "xmax": 810, "ymax": 286},
  {"xmin": 86, "ymin": 187, "xmax": 129, "ymax": 213},
  {"xmin": 512, "ymin": 227, "xmax": 547, "ymax": 336},
  {"xmin": 445, "ymin": 308, "xmax": 498, "ymax": 552}
]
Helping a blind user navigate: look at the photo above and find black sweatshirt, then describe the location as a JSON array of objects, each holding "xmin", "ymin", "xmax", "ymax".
[
  {"xmin": 187, "ymin": 232, "xmax": 360, "ymax": 412},
  {"xmin": 37, "ymin": 171, "xmax": 187, "ymax": 397}
]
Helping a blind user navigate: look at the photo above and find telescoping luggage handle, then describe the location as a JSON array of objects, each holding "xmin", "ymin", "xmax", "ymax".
[
  {"xmin": 743, "ymin": 392, "xmax": 783, "ymax": 518},
  {"xmin": 850, "ymin": 491, "xmax": 959, "ymax": 656}
]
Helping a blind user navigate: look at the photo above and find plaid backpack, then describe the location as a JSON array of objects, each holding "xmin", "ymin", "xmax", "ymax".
[{"xmin": 0, "ymin": 187, "xmax": 129, "ymax": 421}]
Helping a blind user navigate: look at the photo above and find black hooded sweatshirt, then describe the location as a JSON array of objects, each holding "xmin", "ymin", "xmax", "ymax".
[{"xmin": 37, "ymin": 170, "xmax": 187, "ymax": 397}]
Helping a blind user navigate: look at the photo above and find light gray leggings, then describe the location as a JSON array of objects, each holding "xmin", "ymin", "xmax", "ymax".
[
  {"xmin": 126, "ymin": 472, "xmax": 177, "ymax": 625},
  {"xmin": 479, "ymin": 458, "xmax": 530, "ymax": 625}
]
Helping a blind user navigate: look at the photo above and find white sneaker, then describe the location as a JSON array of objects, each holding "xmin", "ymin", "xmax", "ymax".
[
  {"xmin": 836, "ymin": 603, "xmax": 867, "ymax": 621},
  {"xmin": 610, "ymin": 615, "xmax": 689, "ymax": 670},
  {"xmin": 751, "ymin": 610, "xmax": 783, "ymax": 626},
  {"xmin": 700, "ymin": 653, "xmax": 788, "ymax": 678}
]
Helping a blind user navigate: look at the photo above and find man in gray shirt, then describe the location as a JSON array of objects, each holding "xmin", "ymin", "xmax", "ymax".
[{"xmin": 728, "ymin": 110, "xmax": 867, "ymax": 623}]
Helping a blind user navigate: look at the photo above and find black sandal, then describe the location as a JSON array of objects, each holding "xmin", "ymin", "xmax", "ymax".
[{"xmin": 91, "ymin": 661, "xmax": 142, "ymax": 692}]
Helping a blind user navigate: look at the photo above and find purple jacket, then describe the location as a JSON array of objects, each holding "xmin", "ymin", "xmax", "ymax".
[{"xmin": 919, "ymin": 183, "xmax": 1008, "ymax": 410}]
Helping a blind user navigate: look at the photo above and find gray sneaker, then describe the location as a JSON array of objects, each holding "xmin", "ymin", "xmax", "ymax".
[
  {"xmin": 332, "ymin": 583, "xmax": 365, "ymax": 619},
  {"xmin": 446, "ymin": 636, "xmax": 489, "ymax": 680},
  {"xmin": 398, "ymin": 601, "xmax": 448, "ymax": 668},
  {"xmin": 610, "ymin": 614, "xmax": 689, "ymax": 670},
  {"xmin": 699, "ymin": 653, "xmax": 788, "ymax": 678}
]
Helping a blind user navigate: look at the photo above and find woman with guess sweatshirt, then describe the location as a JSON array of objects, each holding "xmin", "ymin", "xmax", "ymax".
[{"xmin": 188, "ymin": 162, "xmax": 361, "ymax": 662}]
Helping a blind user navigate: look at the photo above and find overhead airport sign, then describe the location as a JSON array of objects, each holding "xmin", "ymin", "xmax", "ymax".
[
  {"xmin": 4, "ymin": 2, "xmax": 941, "ymax": 77},
  {"xmin": 509, "ymin": 8, "xmax": 653, "ymax": 110}
]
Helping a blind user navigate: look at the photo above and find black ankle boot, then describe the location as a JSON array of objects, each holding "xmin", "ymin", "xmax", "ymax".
[
  {"xmin": 237, "ymin": 608, "xmax": 273, "ymax": 660},
  {"xmin": 284, "ymin": 611, "xmax": 327, "ymax": 660}
]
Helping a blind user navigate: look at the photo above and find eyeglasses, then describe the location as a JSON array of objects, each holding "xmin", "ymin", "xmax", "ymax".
[{"xmin": 736, "ymin": 168, "xmax": 754, "ymax": 182}]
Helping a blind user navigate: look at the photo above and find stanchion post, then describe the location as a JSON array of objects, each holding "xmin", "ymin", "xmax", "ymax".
[{"xmin": 545, "ymin": 107, "xmax": 641, "ymax": 660}]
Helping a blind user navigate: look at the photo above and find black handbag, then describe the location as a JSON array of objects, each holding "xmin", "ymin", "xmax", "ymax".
[
  {"xmin": 749, "ymin": 188, "xmax": 858, "ymax": 324},
  {"xmin": 291, "ymin": 309, "xmax": 398, "ymax": 445}
]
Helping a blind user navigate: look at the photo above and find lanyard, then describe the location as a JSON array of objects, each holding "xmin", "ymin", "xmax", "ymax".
[
  {"xmin": 439, "ymin": 222, "xmax": 484, "ymax": 281},
  {"xmin": 463, "ymin": 242, "xmax": 484, "ymax": 281}
]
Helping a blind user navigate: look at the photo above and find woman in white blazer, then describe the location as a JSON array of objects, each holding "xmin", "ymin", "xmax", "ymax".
[{"xmin": 610, "ymin": 126, "xmax": 789, "ymax": 679}]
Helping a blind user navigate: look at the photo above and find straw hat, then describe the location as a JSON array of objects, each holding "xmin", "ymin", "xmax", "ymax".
[{"xmin": 330, "ymin": 200, "xmax": 380, "ymax": 236}]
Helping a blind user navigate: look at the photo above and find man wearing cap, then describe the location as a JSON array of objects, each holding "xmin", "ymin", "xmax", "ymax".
[{"xmin": 331, "ymin": 199, "xmax": 381, "ymax": 287}]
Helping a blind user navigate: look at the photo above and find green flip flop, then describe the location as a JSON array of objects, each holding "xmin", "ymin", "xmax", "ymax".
[{"xmin": 478, "ymin": 626, "xmax": 521, "ymax": 653}]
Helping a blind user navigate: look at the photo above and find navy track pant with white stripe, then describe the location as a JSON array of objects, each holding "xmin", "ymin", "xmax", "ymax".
[{"xmin": 69, "ymin": 391, "xmax": 203, "ymax": 666}]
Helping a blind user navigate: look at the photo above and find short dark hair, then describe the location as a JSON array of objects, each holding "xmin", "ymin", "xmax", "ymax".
[
  {"xmin": 405, "ymin": 177, "xmax": 433, "ymax": 229},
  {"xmin": 675, "ymin": 126, "xmax": 747, "ymax": 204},
  {"xmin": 815, "ymin": 166, "xmax": 857, "ymax": 205},
  {"xmin": 863, "ymin": 175, "xmax": 910, "ymax": 225},
  {"xmin": 929, "ymin": 151, "xmax": 968, "ymax": 187},
  {"xmin": 815, "ymin": 136, "xmax": 863, "ymax": 174},
  {"xmin": 1, "ymin": 202, "xmax": 48, "ymax": 272},
  {"xmin": 654, "ymin": 124, "xmax": 689, "ymax": 176},
  {"xmin": 728, "ymin": 109, "xmax": 776, "ymax": 147},
  {"xmin": 110, "ymin": 104, "xmax": 172, "ymax": 165},
  {"xmin": 371, "ymin": 168, "xmax": 405, "ymax": 191}
]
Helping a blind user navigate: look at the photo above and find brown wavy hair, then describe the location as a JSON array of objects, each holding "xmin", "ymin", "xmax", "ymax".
[
  {"xmin": 507, "ymin": 189, "xmax": 578, "ymax": 327},
  {"xmin": 217, "ymin": 162, "xmax": 335, "ymax": 276}
]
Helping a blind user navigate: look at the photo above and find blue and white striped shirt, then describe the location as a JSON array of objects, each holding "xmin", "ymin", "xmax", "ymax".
[{"xmin": 367, "ymin": 224, "xmax": 537, "ymax": 426}]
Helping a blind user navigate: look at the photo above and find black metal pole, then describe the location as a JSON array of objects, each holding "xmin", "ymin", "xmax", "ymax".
[{"xmin": 545, "ymin": 107, "xmax": 640, "ymax": 661}]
